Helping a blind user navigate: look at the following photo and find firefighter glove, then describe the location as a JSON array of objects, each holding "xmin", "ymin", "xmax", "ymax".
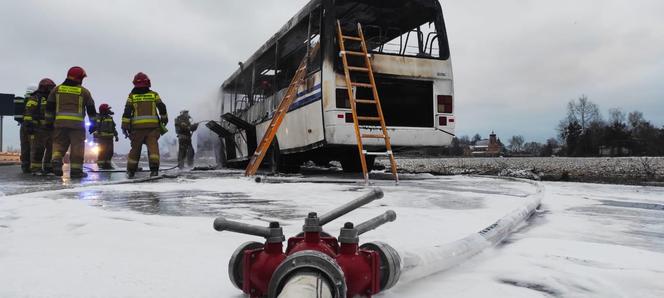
[
  {"xmin": 115, "ymin": 135, "xmax": 119, "ymax": 142},
  {"xmin": 160, "ymin": 116, "xmax": 168, "ymax": 125}
]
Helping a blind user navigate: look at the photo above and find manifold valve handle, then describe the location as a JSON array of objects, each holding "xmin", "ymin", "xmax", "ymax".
[{"xmin": 318, "ymin": 188, "xmax": 384, "ymax": 226}]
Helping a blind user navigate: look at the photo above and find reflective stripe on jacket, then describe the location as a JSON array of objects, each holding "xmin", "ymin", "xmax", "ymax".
[
  {"xmin": 122, "ymin": 91, "xmax": 167, "ymax": 130},
  {"xmin": 47, "ymin": 84, "xmax": 96, "ymax": 129},
  {"xmin": 94, "ymin": 116, "xmax": 117, "ymax": 138}
]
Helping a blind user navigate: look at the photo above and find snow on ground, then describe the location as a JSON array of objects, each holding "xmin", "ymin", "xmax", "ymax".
[
  {"xmin": 385, "ymin": 157, "xmax": 664, "ymax": 184},
  {"xmin": 1, "ymin": 172, "xmax": 663, "ymax": 297}
]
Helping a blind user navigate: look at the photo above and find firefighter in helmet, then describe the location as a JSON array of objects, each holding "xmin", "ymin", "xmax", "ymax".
[
  {"xmin": 24, "ymin": 78, "xmax": 56, "ymax": 174},
  {"xmin": 17, "ymin": 85, "xmax": 37, "ymax": 173},
  {"xmin": 94, "ymin": 104, "xmax": 119, "ymax": 169},
  {"xmin": 46, "ymin": 66, "xmax": 97, "ymax": 178},
  {"xmin": 122, "ymin": 72, "xmax": 168, "ymax": 178},
  {"xmin": 174, "ymin": 110, "xmax": 198, "ymax": 168}
]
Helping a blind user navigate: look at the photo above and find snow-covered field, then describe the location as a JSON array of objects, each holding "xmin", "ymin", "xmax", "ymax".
[
  {"xmin": 384, "ymin": 157, "xmax": 664, "ymax": 184},
  {"xmin": 1, "ymin": 172, "xmax": 663, "ymax": 297}
]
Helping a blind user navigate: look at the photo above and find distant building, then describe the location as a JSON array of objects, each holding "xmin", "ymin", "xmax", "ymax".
[{"xmin": 467, "ymin": 132, "xmax": 503, "ymax": 157}]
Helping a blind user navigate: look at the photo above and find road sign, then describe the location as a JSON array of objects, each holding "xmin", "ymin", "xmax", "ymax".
[{"xmin": 0, "ymin": 93, "xmax": 14, "ymax": 116}]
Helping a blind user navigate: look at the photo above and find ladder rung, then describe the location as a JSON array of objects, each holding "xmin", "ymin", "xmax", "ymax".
[
  {"xmin": 356, "ymin": 116, "xmax": 381, "ymax": 121},
  {"xmin": 340, "ymin": 51, "xmax": 370, "ymax": 57},
  {"xmin": 343, "ymin": 35, "xmax": 362, "ymax": 41},
  {"xmin": 354, "ymin": 99, "xmax": 376, "ymax": 104},
  {"xmin": 361, "ymin": 134, "xmax": 386, "ymax": 139},
  {"xmin": 351, "ymin": 82, "xmax": 373, "ymax": 88},
  {"xmin": 348, "ymin": 66, "xmax": 369, "ymax": 72},
  {"xmin": 362, "ymin": 150, "xmax": 393, "ymax": 156}
]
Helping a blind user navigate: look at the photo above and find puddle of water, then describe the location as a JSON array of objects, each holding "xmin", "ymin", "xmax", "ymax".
[
  {"xmin": 57, "ymin": 190, "xmax": 304, "ymax": 220},
  {"xmin": 599, "ymin": 199, "xmax": 664, "ymax": 211}
]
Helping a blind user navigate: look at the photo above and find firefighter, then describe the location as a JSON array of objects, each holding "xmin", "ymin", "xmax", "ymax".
[
  {"xmin": 17, "ymin": 86, "xmax": 37, "ymax": 173},
  {"xmin": 94, "ymin": 104, "xmax": 119, "ymax": 169},
  {"xmin": 122, "ymin": 72, "xmax": 168, "ymax": 178},
  {"xmin": 174, "ymin": 110, "xmax": 198, "ymax": 169},
  {"xmin": 25, "ymin": 79, "xmax": 56, "ymax": 174},
  {"xmin": 46, "ymin": 66, "xmax": 97, "ymax": 178}
]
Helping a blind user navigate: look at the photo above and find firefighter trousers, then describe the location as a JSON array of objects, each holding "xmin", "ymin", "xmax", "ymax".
[
  {"xmin": 52, "ymin": 128, "xmax": 86, "ymax": 175},
  {"xmin": 127, "ymin": 128, "xmax": 160, "ymax": 172},
  {"xmin": 177, "ymin": 135, "xmax": 195, "ymax": 168},
  {"xmin": 20, "ymin": 124, "xmax": 31, "ymax": 172},
  {"xmin": 96, "ymin": 137, "xmax": 114, "ymax": 169},
  {"xmin": 30, "ymin": 128, "xmax": 53, "ymax": 173}
]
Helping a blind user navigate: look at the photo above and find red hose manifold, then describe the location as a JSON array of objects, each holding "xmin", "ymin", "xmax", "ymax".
[{"xmin": 213, "ymin": 188, "xmax": 402, "ymax": 298}]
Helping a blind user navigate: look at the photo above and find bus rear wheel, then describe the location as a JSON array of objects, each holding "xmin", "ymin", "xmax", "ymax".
[{"xmin": 269, "ymin": 140, "xmax": 301, "ymax": 174}]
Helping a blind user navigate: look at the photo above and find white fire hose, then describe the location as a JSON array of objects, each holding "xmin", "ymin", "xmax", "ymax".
[{"xmin": 277, "ymin": 179, "xmax": 544, "ymax": 298}]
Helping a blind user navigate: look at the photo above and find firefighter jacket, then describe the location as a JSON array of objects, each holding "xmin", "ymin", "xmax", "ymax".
[
  {"xmin": 24, "ymin": 90, "xmax": 51, "ymax": 128},
  {"xmin": 45, "ymin": 80, "xmax": 97, "ymax": 130},
  {"xmin": 94, "ymin": 114, "xmax": 118, "ymax": 139},
  {"xmin": 174, "ymin": 115, "xmax": 197, "ymax": 138},
  {"xmin": 121, "ymin": 88, "xmax": 168, "ymax": 131},
  {"xmin": 14, "ymin": 96, "xmax": 25, "ymax": 124}
]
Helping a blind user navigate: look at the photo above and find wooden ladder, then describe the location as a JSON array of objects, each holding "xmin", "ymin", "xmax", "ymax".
[
  {"xmin": 336, "ymin": 20, "xmax": 399, "ymax": 184},
  {"xmin": 244, "ymin": 43, "xmax": 320, "ymax": 176}
]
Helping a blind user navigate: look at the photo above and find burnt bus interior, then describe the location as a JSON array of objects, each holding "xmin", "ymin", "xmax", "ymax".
[
  {"xmin": 333, "ymin": 0, "xmax": 450, "ymax": 128},
  {"xmin": 222, "ymin": 0, "xmax": 449, "ymax": 121},
  {"xmin": 223, "ymin": 6, "xmax": 322, "ymax": 118}
]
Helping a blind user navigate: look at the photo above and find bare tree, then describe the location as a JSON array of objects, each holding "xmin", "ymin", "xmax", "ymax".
[
  {"xmin": 628, "ymin": 111, "xmax": 645, "ymax": 129},
  {"xmin": 609, "ymin": 108, "xmax": 626, "ymax": 125},
  {"xmin": 508, "ymin": 135, "xmax": 525, "ymax": 152},
  {"xmin": 566, "ymin": 95, "xmax": 601, "ymax": 131},
  {"xmin": 472, "ymin": 133, "xmax": 482, "ymax": 144},
  {"xmin": 638, "ymin": 157, "xmax": 656, "ymax": 179}
]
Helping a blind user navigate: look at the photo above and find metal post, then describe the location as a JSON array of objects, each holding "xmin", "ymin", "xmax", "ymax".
[{"xmin": 0, "ymin": 115, "xmax": 4, "ymax": 152}]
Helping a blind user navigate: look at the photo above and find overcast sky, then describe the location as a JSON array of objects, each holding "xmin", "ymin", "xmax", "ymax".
[{"xmin": 1, "ymin": 0, "xmax": 663, "ymax": 152}]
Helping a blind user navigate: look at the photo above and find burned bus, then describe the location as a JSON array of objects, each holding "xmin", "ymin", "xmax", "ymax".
[{"xmin": 217, "ymin": 0, "xmax": 454, "ymax": 172}]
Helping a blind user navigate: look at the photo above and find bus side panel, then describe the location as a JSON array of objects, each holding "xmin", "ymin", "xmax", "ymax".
[{"xmin": 254, "ymin": 100, "xmax": 325, "ymax": 153}]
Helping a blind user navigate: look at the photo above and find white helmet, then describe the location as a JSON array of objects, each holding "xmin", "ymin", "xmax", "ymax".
[{"xmin": 24, "ymin": 85, "xmax": 37, "ymax": 96}]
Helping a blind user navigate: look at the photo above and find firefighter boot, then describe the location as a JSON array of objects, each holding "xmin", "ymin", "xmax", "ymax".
[
  {"xmin": 70, "ymin": 171, "xmax": 88, "ymax": 179},
  {"xmin": 52, "ymin": 160, "xmax": 64, "ymax": 177}
]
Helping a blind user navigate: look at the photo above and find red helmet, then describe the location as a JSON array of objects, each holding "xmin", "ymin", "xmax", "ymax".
[
  {"xmin": 132, "ymin": 72, "xmax": 151, "ymax": 88},
  {"xmin": 99, "ymin": 103, "xmax": 111, "ymax": 112},
  {"xmin": 67, "ymin": 66, "xmax": 87, "ymax": 83},
  {"xmin": 38, "ymin": 78, "xmax": 55, "ymax": 92}
]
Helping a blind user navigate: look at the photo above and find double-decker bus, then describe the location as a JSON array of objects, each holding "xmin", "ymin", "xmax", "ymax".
[{"xmin": 217, "ymin": 0, "xmax": 454, "ymax": 172}]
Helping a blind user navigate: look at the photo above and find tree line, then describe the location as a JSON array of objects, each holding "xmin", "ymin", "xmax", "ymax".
[
  {"xmin": 446, "ymin": 95, "xmax": 664, "ymax": 157},
  {"xmin": 557, "ymin": 95, "xmax": 664, "ymax": 156}
]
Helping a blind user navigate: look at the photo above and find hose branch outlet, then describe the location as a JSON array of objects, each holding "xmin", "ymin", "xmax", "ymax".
[{"xmin": 213, "ymin": 217, "xmax": 285, "ymax": 243}]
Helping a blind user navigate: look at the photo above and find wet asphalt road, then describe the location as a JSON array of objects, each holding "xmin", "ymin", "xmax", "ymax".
[{"xmin": 0, "ymin": 163, "xmax": 179, "ymax": 196}]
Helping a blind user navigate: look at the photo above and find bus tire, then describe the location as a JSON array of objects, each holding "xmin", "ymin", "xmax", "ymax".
[
  {"xmin": 340, "ymin": 154, "xmax": 375, "ymax": 173},
  {"xmin": 269, "ymin": 140, "xmax": 301, "ymax": 174}
]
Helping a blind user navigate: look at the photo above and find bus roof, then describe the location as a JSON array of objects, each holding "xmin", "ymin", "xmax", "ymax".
[{"xmin": 221, "ymin": 0, "xmax": 446, "ymax": 89}]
